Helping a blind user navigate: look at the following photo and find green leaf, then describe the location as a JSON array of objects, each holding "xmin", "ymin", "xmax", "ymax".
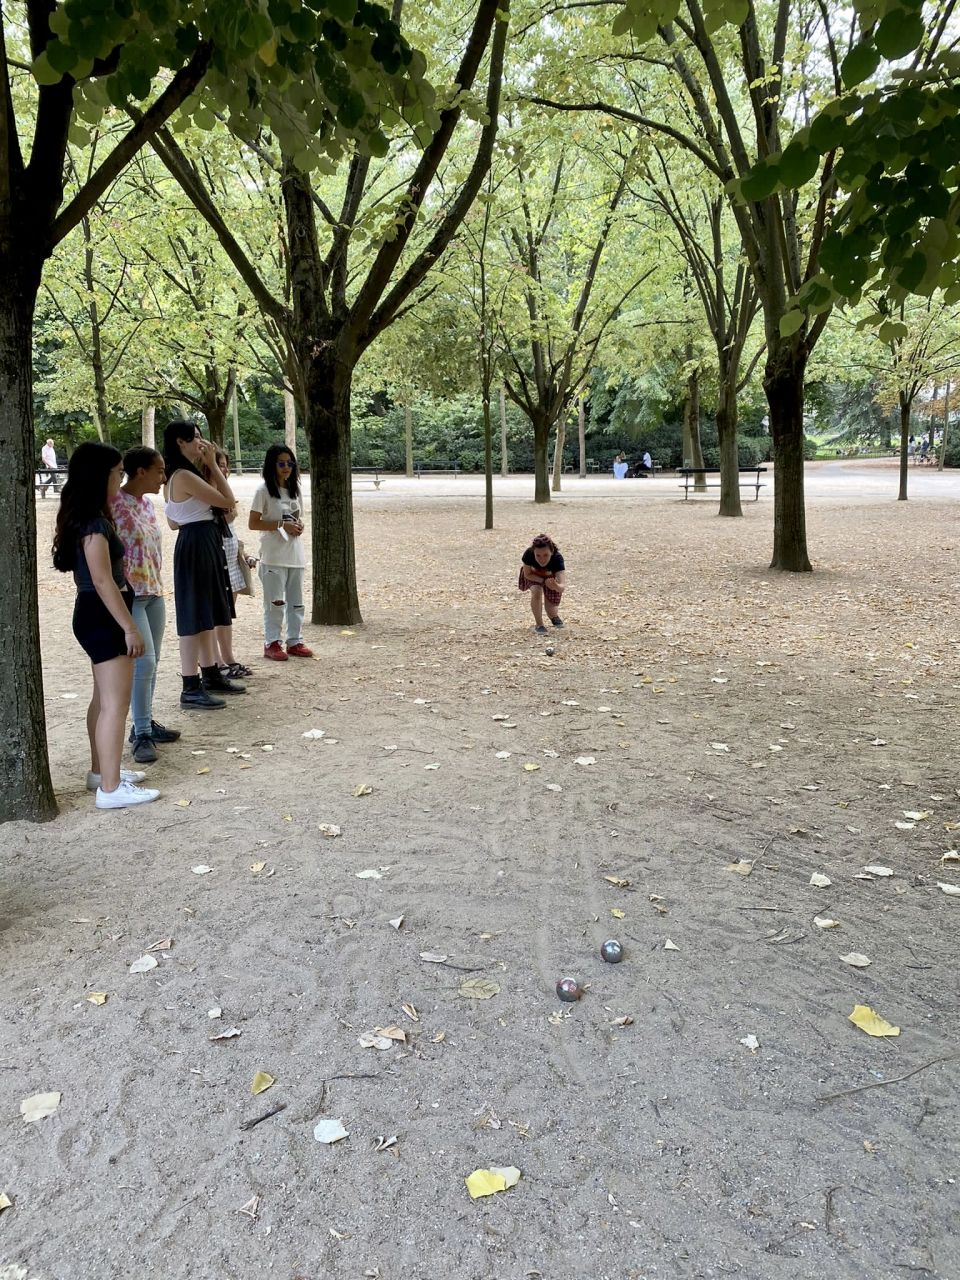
[
  {"xmin": 740, "ymin": 158, "xmax": 780, "ymax": 202},
  {"xmin": 611, "ymin": 8, "xmax": 633, "ymax": 36},
  {"xmin": 46, "ymin": 39, "xmax": 78, "ymax": 75},
  {"xmin": 842, "ymin": 42, "xmax": 881, "ymax": 88},
  {"xmin": 875, "ymin": 12, "xmax": 925, "ymax": 60},
  {"xmin": 779, "ymin": 309, "xmax": 805, "ymax": 337},
  {"xmin": 32, "ymin": 51, "xmax": 62, "ymax": 86},
  {"xmin": 777, "ymin": 141, "xmax": 820, "ymax": 188}
]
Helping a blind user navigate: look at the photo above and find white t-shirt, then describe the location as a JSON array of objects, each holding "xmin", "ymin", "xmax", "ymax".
[
  {"xmin": 42, "ymin": 444, "xmax": 57, "ymax": 470},
  {"xmin": 250, "ymin": 484, "xmax": 306, "ymax": 568}
]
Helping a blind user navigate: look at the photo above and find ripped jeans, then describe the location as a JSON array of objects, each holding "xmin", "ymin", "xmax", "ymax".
[{"xmin": 259, "ymin": 564, "xmax": 305, "ymax": 646}]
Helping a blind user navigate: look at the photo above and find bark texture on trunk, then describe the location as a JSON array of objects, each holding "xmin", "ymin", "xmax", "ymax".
[
  {"xmin": 482, "ymin": 392, "xmax": 493, "ymax": 530},
  {"xmin": 533, "ymin": 419, "xmax": 551, "ymax": 503},
  {"xmin": 0, "ymin": 276, "xmax": 57, "ymax": 822},
  {"xmin": 304, "ymin": 347, "xmax": 362, "ymax": 624},
  {"xmin": 404, "ymin": 403, "xmax": 413, "ymax": 477},
  {"xmin": 897, "ymin": 394, "xmax": 910, "ymax": 501},
  {"xmin": 765, "ymin": 342, "xmax": 811, "ymax": 571},
  {"xmin": 141, "ymin": 403, "xmax": 155, "ymax": 448},
  {"xmin": 499, "ymin": 385, "xmax": 508, "ymax": 477},
  {"xmin": 578, "ymin": 396, "xmax": 586, "ymax": 478},
  {"xmin": 716, "ymin": 386, "xmax": 742, "ymax": 517},
  {"xmin": 938, "ymin": 380, "xmax": 950, "ymax": 472},
  {"xmin": 683, "ymin": 365, "xmax": 707, "ymax": 490},
  {"xmin": 551, "ymin": 419, "xmax": 565, "ymax": 492}
]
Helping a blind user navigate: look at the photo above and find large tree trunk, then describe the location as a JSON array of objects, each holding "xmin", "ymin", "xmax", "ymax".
[
  {"xmin": 765, "ymin": 342, "xmax": 811, "ymax": 571},
  {"xmin": 284, "ymin": 385, "xmax": 297, "ymax": 453},
  {"xmin": 716, "ymin": 379, "xmax": 742, "ymax": 517},
  {"xmin": 304, "ymin": 344, "xmax": 362, "ymax": 623},
  {"xmin": 897, "ymin": 393, "xmax": 911, "ymax": 501},
  {"xmin": 205, "ymin": 398, "xmax": 227, "ymax": 450},
  {"xmin": 533, "ymin": 415, "xmax": 551, "ymax": 503},
  {"xmin": 482, "ymin": 389, "xmax": 493, "ymax": 530},
  {"xmin": 0, "ymin": 273, "xmax": 57, "ymax": 822}
]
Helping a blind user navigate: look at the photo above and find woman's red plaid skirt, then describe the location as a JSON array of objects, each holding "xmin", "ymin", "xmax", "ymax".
[{"xmin": 518, "ymin": 569, "xmax": 563, "ymax": 606}]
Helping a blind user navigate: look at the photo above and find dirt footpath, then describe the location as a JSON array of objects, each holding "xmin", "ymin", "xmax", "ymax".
[{"xmin": 1, "ymin": 464, "xmax": 957, "ymax": 1280}]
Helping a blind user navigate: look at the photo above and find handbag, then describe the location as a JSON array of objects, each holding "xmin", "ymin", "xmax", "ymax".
[{"xmin": 237, "ymin": 540, "xmax": 255, "ymax": 597}]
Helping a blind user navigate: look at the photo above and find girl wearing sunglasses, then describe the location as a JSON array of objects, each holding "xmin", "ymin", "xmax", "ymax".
[{"xmin": 248, "ymin": 445, "xmax": 312, "ymax": 661}]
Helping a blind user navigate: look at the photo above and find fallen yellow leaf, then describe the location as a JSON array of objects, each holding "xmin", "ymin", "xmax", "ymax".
[
  {"xmin": 250, "ymin": 861, "xmax": 267, "ymax": 874},
  {"xmin": 197, "ymin": 767, "xmax": 210, "ymax": 775},
  {"xmin": 465, "ymin": 1166, "xmax": 521, "ymax": 1199},
  {"xmin": 86, "ymin": 992, "xmax": 108, "ymax": 1006},
  {"xmin": 0, "ymin": 1192, "xmax": 11, "ymax": 1212},
  {"xmin": 611, "ymin": 908, "xmax": 625, "ymax": 920},
  {"xmin": 251, "ymin": 1071, "xmax": 275, "ymax": 1095},
  {"xmin": 848, "ymin": 1005, "xmax": 900, "ymax": 1038}
]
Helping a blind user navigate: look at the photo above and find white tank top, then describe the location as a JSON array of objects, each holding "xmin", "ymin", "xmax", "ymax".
[{"xmin": 164, "ymin": 490, "xmax": 214, "ymax": 525}]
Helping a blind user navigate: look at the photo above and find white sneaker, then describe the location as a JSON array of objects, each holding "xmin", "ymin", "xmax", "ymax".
[
  {"xmin": 95, "ymin": 780, "xmax": 161, "ymax": 809},
  {"xmin": 86, "ymin": 768, "xmax": 147, "ymax": 792}
]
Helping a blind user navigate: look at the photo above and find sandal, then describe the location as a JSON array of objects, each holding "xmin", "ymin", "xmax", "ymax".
[{"xmin": 221, "ymin": 662, "xmax": 254, "ymax": 679}]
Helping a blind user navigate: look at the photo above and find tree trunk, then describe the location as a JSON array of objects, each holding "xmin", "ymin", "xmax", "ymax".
[
  {"xmin": 578, "ymin": 396, "xmax": 586, "ymax": 478},
  {"xmin": 284, "ymin": 385, "xmax": 297, "ymax": 453},
  {"xmin": 83, "ymin": 219, "xmax": 111, "ymax": 444},
  {"xmin": 551, "ymin": 419, "xmax": 565, "ymax": 492},
  {"xmin": 0, "ymin": 273, "xmax": 57, "ymax": 822},
  {"xmin": 716, "ymin": 380, "xmax": 742, "ymax": 517},
  {"xmin": 230, "ymin": 376, "xmax": 242, "ymax": 472},
  {"xmin": 765, "ymin": 342, "xmax": 812, "ymax": 571},
  {"xmin": 897, "ymin": 393, "xmax": 910, "ymax": 501},
  {"xmin": 683, "ymin": 365, "xmax": 707, "ymax": 490},
  {"xmin": 404, "ymin": 402, "xmax": 413, "ymax": 477},
  {"xmin": 533, "ymin": 416, "xmax": 551, "ymax": 503},
  {"xmin": 938, "ymin": 379, "xmax": 950, "ymax": 472},
  {"xmin": 499, "ymin": 384, "xmax": 508, "ymax": 477},
  {"xmin": 482, "ymin": 390, "xmax": 493, "ymax": 530},
  {"xmin": 205, "ymin": 399, "xmax": 227, "ymax": 451},
  {"xmin": 141, "ymin": 403, "xmax": 156, "ymax": 449},
  {"xmin": 303, "ymin": 344, "xmax": 362, "ymax": 624}
]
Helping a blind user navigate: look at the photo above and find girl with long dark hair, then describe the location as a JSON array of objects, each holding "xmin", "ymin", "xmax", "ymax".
[
  {"xmin": 162, "ymin": 421, "xmax": 244, "ymax": 708},
  {"xmin": 52, "ymin": 441, "xmax": 161, "ymax": 809},
  {"xmin": 248, "ymin": 444, "xmax": 312, "ymax": 661},
  {"xmin": 518, "ymin": 532, "xmax": 566, "ymax": 633}
]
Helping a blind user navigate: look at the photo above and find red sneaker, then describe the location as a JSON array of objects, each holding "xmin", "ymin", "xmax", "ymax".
[
  {"xmin": 264, "ymin": 641, "xmax": 288, "ymax": 662},
  {"xmin": 286, "ymin": 642, "xmax": 314, "ymax": 658}
]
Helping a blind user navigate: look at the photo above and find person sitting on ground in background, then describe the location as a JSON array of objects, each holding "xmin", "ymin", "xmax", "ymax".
[
  {"xmin": 249, "ymin": 444, "xmax": 312, "ymax": 661},
  {"xmin": 518, "ymin": 533, "xmax": 566, "ymax": 633},
  {"xmin": 52, "ymin": 441, "xmax": 160, "ymax": 810},
  {"xmin": 163, "ymin": 421, "xmax": 244, "ymax": 708},
  {"xmin": 111, "ymin": 446, "xmax": 181, "ymax": 765}
]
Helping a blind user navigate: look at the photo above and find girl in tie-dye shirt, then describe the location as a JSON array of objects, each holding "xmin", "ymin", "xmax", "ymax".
[{"xmin": 110, "ymin": 447, "xmax": 180, "ymax": 762}]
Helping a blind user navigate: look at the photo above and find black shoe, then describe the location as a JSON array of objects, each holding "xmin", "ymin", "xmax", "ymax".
[
  {"xmin": 150, "ymin": 720, "xmax": 181, "ymax": 743},
  {"xmin": 180, "ymin": 688, "xmax": 226, "ymax": 710},
  {"xmin": 203, "ymin": 673, "xmax": 246, "ymax": 695},
  {"xmin": 551, "ymin": 616, "xmax": 564, "ymax": 628},
  {"xmin": 132, "ymin": 734, "xmax": 158, "ymax": 764}
]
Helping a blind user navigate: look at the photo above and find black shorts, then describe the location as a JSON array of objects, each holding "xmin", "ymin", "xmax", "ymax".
[{"xmin": 73, "ymin": 586, "xmax": 134, "ymax": 666}]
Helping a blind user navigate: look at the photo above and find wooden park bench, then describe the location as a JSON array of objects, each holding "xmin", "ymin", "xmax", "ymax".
[
  {"xmin": 351, "ymin": 467, "xmax": 383, "ymax": 489},
  {"xmin": 35, "ymin": 468, "xmax": 66, "ymax": 498},
  {"xmin": 678, "ymin": 466, "xmax": 767, "ymax": 500}
]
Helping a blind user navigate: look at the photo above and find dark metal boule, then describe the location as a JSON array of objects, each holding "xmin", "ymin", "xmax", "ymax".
[
  {"xmin": 600, "ymin": 939, "xmax": 624, "ymax": 964},
  {"xmin": 556, "ymin": 977, "xmax": 581, "ymax": 1002}
]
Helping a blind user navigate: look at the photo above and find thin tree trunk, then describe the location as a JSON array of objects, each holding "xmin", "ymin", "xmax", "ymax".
[
  {"xmin": 683, "ymin": 364, "xmax": 707, "ymax": 491},
  {"xmin": 0, "ymin": 277, "xmax": 57, "ymax": 822},
  {"xmin": 938, "ymin": 379, "xmax": 950, "ymax": 472},
  {"xmin": 897, "ymin": 393, "xmax": 911, "ymax": 501},
  {"xmin": 284, "ymin": 385, "xmax": 297, "ymax": 452},
  {"xmin": 404, "ymin": 402, "xmax": 413, "ymax": 477},
  {"xmin": 82, "ymin": 218, "xmax": 111, "ymax": 444},
  {"xmin": 765, "ymin": 342, "xmax": 812, "ymax": 571},
  {"xmin": 551, "ymin": 419, "xmax": 565, "ymax": 492},
  {"xmin": 231, "ymin": 378, "xmax": 242, "ymax": 472},
  {"xmin": 716, "ymin": 380, "xmax": 742, "ymax": 517},
  {"xmin": 482, "ymin": 390, "xmax": 493, "ymax": 529},
  {"xmin": 578, "ymin": 396, "xmax": 586, "ymax": 478},
  {"xmin": 499, "ymin": 384, "xmax": 508, "ymax": 477},
  {"xmin": 141, "ymin": 403, "xmax": 155, "ymax": 449},
  {"xmin": 533, "ymin": 418, "xmax": 551, "ymax": 503}
]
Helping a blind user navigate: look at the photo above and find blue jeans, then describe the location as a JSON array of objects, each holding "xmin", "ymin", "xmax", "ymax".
[
  {"xmin": 259, "ymin": 565, "xmax": 305, "ymax": 645},
  {"xmin": 130, "ymin": 595, "xmax": 166, "ymax": 736}
]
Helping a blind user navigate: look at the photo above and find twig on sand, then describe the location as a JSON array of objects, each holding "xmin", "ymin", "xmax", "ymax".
[
  {"xmin": 816, "ymin": 1053, "xmax": 959, "ymax": 1104},
  {"xmin": 239, "ymin": 1101, "xmax": 287, "ymax": 1131},
  {"xmin": 824, "ymin": 1185, "xmax": 841, "ymax": 1235},
  {"xmin": 737, "ymin": 905, "xmax": 789, "ymax": 912}
]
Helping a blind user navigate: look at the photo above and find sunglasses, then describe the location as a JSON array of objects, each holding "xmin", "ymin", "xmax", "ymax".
[{"xmin": 276, "ymin": 460, "xmax": 293, "ymax": 469}]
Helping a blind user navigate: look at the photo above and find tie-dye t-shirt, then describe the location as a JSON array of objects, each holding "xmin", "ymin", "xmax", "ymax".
[{"xmin": 110, "ymin": 490, "xmax": 163, "ymax": 597}]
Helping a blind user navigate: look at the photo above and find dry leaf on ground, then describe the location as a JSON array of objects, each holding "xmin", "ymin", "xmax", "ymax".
[
  {"xmin": 740, "ymin": 1035, "xmax": 760, "ymax": 1052},
  {"xmin": 355, "ymin": 869, "xmax": 382, "ymax": 879},
  {"xmin": 318, "ymin": 824, "xmax": 342, "ymax": 838},
  {"xmin": 849, "ymin": 1005, "xmax": 900, "ymax": 1037},
  {"xmin": 458, "ymin": 977, "xmax": 500, "ymax": 999},
  {"xmin": 937, "ymin": 881, "xmax": 960, "ymax": 896},
  {"xmin": 725, "ymin": 860, "xmax": 754, "ymax": 876},
  {"xmin": 664, "ymin": 938, "xmax": 680, "ymax": 951},
  {"xmin": 465, "ymin": 1167, "xmax": 521, "ymax": 1199},
  {"xmin": 840, "ymin": 952, "xmax": 871, "ymax": 967},
  {"xmin": 86, "ymin": 992, "xmax": 108, "ymax": 1005},
  {"xmin": 129, "ymin": 954, "xmax": 158, "ymax": 974},
  {"xmin": 251, "ymin": 1071, "xmax": 275, "ymax": 1095},
  {"xmin": 20, "ymin": 1092, "xmax": 61, "ymax": 1124},
  {"xmin": 314, "ymin": 1118, "xmax": 349, "ymax": 1144},
  {"xmin": 809, "ymin": 873, "xmax": 832, "ymax": 888},
  {"xmin": 814, "ymin": 916, "xmax": 840, "ymax": 929},
  {"xmin": 353, "ymin": 784, "xmax": 373, "ymax": 797},
  {"xmin": 863, "ymin": 865, "xmax": 894, "ymax": 877},
  {"xmin": 0, "ymin": 1192, "xmax": 12, "ymax": 1212},
  {"xmin": 191, "ymin": 864, "xmax": 213, "ymax": 875}
]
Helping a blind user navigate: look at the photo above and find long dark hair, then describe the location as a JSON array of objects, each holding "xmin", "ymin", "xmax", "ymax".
[
  {"xmin": 162, "ymin": 420, "xmax": 202, "ymax": 481},
  {"xmin": 52, "ymin": 441, "xmax": 122, "ymax": 572},
  {"xmin": 262, "ymin": 444, "xmax": 300, "ymax": 500}
]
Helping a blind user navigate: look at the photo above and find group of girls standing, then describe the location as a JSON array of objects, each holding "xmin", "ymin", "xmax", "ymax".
[{"xmin": 53, "ymin": 423, "xmax": 311, "ymax": 810}]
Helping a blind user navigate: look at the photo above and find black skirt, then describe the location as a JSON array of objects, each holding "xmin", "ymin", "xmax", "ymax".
[
  {"xmin": 73, "ymin": 585, "xmax": 135, "ymax": 665},
  {"xmin": 173, "ymin": 521, "xmax": 235, "ymax": 637}
]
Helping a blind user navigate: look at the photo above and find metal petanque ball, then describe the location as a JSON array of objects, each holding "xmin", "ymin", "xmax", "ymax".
[
  {"xmin": 545, "ymin": 646, "xmax": 555, "ymax": 656},
  {"xmin": 600, "ymin": 939, "xmax": 624, "ymax": 964},
  {"xmin": 556, "ymin": 977, "xmax": 582, "ymax": 1002}
]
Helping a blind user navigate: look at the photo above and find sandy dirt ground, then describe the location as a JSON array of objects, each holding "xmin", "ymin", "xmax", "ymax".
[{"xmin": 1, "ymin": 460, "xmax": 958, "ymax": 1280}]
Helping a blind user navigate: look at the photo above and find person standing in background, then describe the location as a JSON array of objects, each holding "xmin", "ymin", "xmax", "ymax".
[{"xmin": 111, "ymin": 447, "xmax": 182, "ymax": 764}]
